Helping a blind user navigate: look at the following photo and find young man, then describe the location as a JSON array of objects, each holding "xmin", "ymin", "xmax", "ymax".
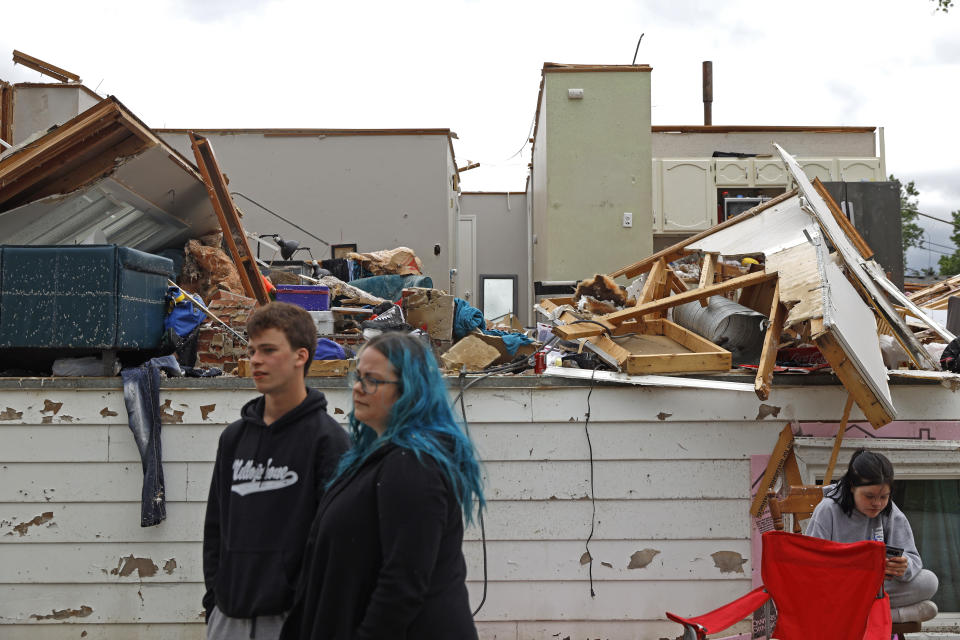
[{"xmin": 203, "ymin": 302, "xmax": 350, "ymax": 640}]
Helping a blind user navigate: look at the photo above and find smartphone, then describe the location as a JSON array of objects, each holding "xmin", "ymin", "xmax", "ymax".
[{"xmin": 885, "ymin": 545, "xmax": 904, "ymax": 557}]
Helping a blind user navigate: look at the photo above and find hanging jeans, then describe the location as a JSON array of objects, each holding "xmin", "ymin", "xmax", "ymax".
[{"xmin": 121, "ymin": 355, "xmax": 180, "ymax": 527}]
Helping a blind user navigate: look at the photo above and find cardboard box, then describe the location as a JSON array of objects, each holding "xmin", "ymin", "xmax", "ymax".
[{"xmin": 403, "ymin": 288, "xmax": 455, "ymax": 341}]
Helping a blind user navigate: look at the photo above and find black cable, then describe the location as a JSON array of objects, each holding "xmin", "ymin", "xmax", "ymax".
[
  {"xmin": 458, "ymin": 372, "xmax": 489, "ymax": 617},
  {"xmin": 631, "ymin": 33, "xmax": 645, "ymax": 65},
  {"xmin": 230, "ymin": 191, "xmax": 332, "ymax": 247},
  {"xmin": 583, "ymin": 366, "xmax": 598, "ymax": 598}
]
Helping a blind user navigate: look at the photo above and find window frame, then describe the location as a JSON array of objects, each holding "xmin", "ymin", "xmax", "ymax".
[{"xmin": 478, "ymin": 274, "xmax": 518, "ymax": 322}]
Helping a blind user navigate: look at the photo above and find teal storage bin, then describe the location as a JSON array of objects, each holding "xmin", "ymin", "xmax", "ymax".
[{"xmin": 0, "ymin": 245, "xmax": 174, "ymax": 349}]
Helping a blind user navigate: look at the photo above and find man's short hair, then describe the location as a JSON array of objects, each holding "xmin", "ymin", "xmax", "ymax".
[{"xmin": 246, "ymin": 302, "xmax": 317, "ymax": 376}]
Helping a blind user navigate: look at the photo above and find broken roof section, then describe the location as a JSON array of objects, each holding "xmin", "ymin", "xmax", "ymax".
[
  {"xmin": 538, "ymin": 146, "xmax": 948, "ymax": 429},
  {"xmin": 0, "ymin": 96, "xmax": 220, "ymax": 252}
]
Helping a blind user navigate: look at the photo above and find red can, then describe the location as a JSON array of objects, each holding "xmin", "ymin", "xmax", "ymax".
[{"xmin": 534, "ymin": 351, "xmax": 546, "ymax": 374}]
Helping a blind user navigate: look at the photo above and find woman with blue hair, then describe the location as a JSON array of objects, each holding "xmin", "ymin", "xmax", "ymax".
[{"xmin": 281, "ymin": 332, "xmax": 485, "ymax": 640}]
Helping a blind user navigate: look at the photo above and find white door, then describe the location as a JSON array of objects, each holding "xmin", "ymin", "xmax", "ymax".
[{"xmin": 457, "ymin": 216, "xmax": 477, "ymax": 302}]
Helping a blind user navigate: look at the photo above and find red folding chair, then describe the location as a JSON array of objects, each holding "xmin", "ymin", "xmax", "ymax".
[{"xmin": 666, "ymin": 531, "xmax": 892, "ymax": 640}]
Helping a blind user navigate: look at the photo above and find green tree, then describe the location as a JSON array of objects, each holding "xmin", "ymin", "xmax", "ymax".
[
  {"xmin": 933, "ymin": 0, "xmax": 952, "ymax": 12},
  {"xmin": 892, "ymin": 174, "xmax": 924, "ymax": 262},
  {"xmin": 938, "ymin": 210, "xmax": 960, "ymax": 276}
]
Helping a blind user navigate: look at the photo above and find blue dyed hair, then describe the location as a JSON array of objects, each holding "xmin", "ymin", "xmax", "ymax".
[{"xmin": 330, "ymin": 332, "xmax": 485, "ymax": 525}]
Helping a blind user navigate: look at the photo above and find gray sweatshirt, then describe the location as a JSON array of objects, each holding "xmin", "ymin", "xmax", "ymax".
[{"xmin": 805, "ymin": 487, "xmax": 922, "ymax": 583}]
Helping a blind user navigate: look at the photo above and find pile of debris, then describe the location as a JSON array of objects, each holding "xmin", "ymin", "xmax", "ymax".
[{"xmin": 536, "ymin": 145, "xmax": 956, "ymax": 429}]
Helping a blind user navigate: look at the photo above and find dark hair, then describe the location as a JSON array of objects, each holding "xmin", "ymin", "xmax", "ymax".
[
  {"xmin": 246, "ymin": 302, "xmax": 317, "ymax": 376},
  {"xmin": 330, "ymin": 332, "xmax": 485, "ymax": 524},
  {"xmin": 825, "ymin": 448, "xmax": 895, "ymax": 517}
]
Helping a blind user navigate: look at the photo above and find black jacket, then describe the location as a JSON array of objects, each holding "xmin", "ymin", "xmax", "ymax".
[
  {"xmin": 281, "ymin": 444, "xmax": 478, "ymax": 640},
  {"xmin": 203, "ymin": 388, "xmax": 351, "ymax": 619}
]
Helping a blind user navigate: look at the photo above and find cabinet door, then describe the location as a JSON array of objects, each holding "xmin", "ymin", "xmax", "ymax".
[
  {"xmin": 715, "ymin": 159, "xmax": 751, "ymax": 186},
  {"xmin": 755, "ymin": 159, "xmax": 788, "ymax": 186},
  {"xmin": 839, "ymin": 158, "xmax": 881, "ymax": 182},
  {"xmin": 798, "ymin": 158, "xmax": 839, "ymax": 183},
  {"xmin": 661, "ymin": 160, "xmax": 715, "ymax": 232}
]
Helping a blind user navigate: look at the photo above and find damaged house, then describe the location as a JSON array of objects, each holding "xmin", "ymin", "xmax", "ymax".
[{"xmin": 0, "ymin": 52, "xmax": 959, "ymax": 640}]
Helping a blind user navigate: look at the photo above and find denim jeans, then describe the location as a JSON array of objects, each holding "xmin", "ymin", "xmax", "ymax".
[{"xmin": 121, "ymin": 355, "xmax": 180, "ymax": 527}]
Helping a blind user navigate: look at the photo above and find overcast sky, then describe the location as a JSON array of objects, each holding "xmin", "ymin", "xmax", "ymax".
[{"xmin": 2, "ymin": 0, "xmax": 957, "ymax": 273}]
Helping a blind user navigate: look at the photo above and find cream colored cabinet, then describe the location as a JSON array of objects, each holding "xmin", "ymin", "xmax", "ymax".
[
  {"xmin": 659, "ymin": 159, "xmax": 716, "ymax": 232},
  {"xmin": 839, "ymin": 158, "xmax": 882, "ymax": 182},
  {"xmin": 797, "ymin": 158, "xmax": 839, "ymax": 183},
  {"xmin": 715, "ymin": 159, "xmax": 751, "ymax": 186},
  {"xmin": 754, "ymin": 159, "xmax": 788, "ymax": 186}
]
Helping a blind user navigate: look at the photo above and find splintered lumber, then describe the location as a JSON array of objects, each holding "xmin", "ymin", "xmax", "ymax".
[
  {"xmin": 755, "ymin": 281, "xmax": 786, "ymax": 401},
  {"xmin": 750, "ymin": 424, "xmax": 795, "ymax": 518},
  {"xmin": 812, "ymin": 328, "xmax": 894, "ymax": 429},
  {"xmin": 610, "ymin": 188, "xmax": 798, "ymax": 279},
  {"xmin": 607, "ymin": 270, "xmax": 777, "ymax": 326},
  {"xmin": 554, "ymin": 270, "xmax": 776, "ymax": 340},
  {"xmin": 539, "ymin": 298, "xmax": 630, "ymax": 368},
  {"xmin": 12, "ymin": 49, "xmax": 81, "ymax": 83},
  {"xmin": 823, "ymin": 395, "xmax": 855, "ymax": 485},
  {"xmin": 698, "ymin": 253, "xmax": 718, "ymax": 307},
  {"xmin": 811, "ymin": 178, "xmax": 873, "ymax": 260},
  {"xmin": 190, "ymin": 132, "xmax": 270, "ymax": 306}
]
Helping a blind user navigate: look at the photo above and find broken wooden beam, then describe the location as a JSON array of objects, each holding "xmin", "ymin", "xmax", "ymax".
[
  {"xmin": 698, "ymin": 252, "xmax": 718, "ymax": 307},
  {"xmin": 754, "ymin": 281, "xmax": 786, "ymax": 401},
  {"xmin": 812, "ymin": 178, "xmax": 873, "ymax": 260},
  {"xmin": 554, "ymin": 270, "xmax": 777, "ymax": 339},
  {"xmin": 12, "ymin": 49, "xmax": 81, "ymax": 83},
  {"xmin": 190, "ymin": 132, "xmax": 271, "ymax": 306},
  {"xmin": 812, "ymin": 328, "xmax": 894, "ymax": 429}
]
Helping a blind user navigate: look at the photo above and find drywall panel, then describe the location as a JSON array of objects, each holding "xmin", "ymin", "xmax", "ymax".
[{"xmin": 687, "ymin": 194, "xmax": 811, "ymax": 256}]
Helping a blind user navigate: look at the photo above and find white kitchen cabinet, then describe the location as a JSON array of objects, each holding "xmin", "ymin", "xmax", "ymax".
[{"xmin": 660, "ymin": 160, "xmax": 716, "ymax": 232}]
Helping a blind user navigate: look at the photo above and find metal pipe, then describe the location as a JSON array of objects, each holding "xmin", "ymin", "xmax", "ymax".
[{"xmin": 702, "ymin": 61, "xmax": 713, "ymax": 126}]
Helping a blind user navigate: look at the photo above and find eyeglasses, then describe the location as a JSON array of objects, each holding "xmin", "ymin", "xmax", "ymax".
[{"xmin": 349, "ymin": 372, "xmax": 400, "ymax": 395}]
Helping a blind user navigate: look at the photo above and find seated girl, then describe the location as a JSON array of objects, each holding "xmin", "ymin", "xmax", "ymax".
[{"xmin": 806, "ymin": 448, "xmax": 938, "ymax": 624}]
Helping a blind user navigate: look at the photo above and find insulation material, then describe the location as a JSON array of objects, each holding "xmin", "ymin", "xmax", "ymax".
[
  {"xmin": 345, "ymin": 247, "xmax": 424, "ymax": 276},
  {"xmin": 179, "ymin": 239, "xmax": 245, "ymax": 302}
]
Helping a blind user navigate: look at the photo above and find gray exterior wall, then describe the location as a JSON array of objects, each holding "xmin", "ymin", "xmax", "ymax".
[
  {"xmin": 159, "ymin": 132, "xmax": 459, "ymax": 291},
  {"xmin": 652, "ymin": 130, "xmax": 877, "ymax": 158},
  {"xmin": 12, "ymin": 85, "xmax": 100, "ymax": 144},
  {"xmin": 460, "ymin": 192, "xmax": 529, "ymax": 325}
]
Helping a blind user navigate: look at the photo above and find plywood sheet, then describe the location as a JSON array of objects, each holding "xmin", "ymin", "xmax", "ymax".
[{"xmin": 765, "ymin": 237, "xmax": 824, "ymax": 326}]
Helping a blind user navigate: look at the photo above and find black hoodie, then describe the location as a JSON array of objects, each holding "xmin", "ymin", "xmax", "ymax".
[{"xmin": 203, "ymin": 388, "xmax": 351, "ymax": 620}]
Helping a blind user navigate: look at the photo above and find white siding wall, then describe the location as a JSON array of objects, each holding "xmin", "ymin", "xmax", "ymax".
[{"xmin": 1, "ymin": 379, "xmax": 958, "ymax": 639}]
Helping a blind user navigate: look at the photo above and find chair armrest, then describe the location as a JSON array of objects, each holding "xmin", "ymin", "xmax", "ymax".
[{"xmin": 666, "ymin": 586, "xmax": 771, "ymax": 640}]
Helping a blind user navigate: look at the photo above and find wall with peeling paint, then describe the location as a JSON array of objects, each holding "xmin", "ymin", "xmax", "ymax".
[{"xmin": 1, "ymin": 378, "xmax": 959, "ymax": 639}]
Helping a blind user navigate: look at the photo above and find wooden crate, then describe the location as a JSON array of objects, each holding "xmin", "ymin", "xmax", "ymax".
[{"xmin": 620, "ymin": 319, "xmax": 731, "ymax": 375}]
